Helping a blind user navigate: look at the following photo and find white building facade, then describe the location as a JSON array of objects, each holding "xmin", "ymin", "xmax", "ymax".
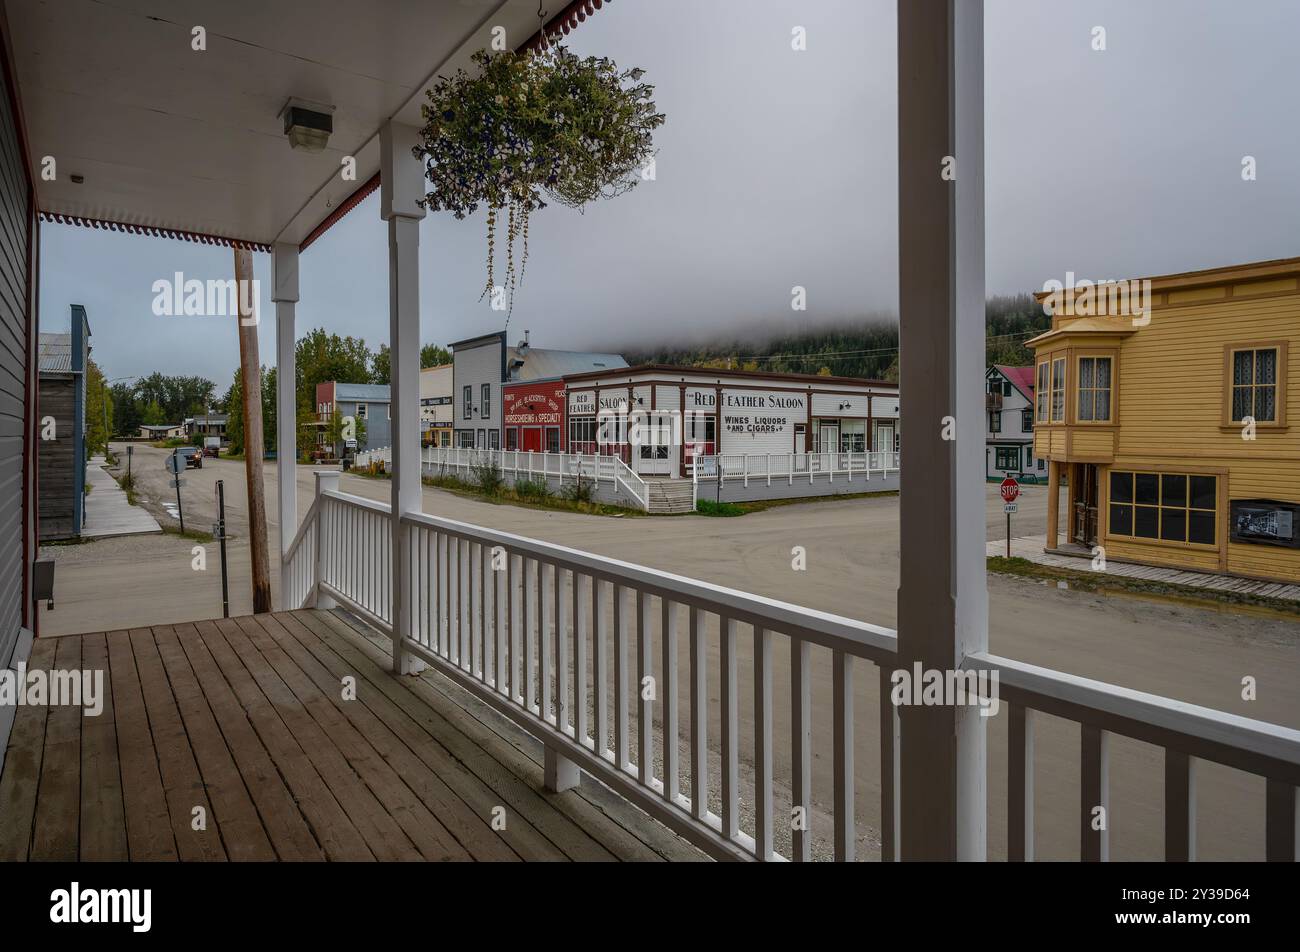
[
  {"xmin": 984, "ymin": 364, "xmax": 1045, "ymax": 481},
  {"xmin": 563, "ymin": 365, "xmax": 900, "ymax": 479}
]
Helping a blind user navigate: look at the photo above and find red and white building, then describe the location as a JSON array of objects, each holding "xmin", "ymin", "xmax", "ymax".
[
  {"xmin": 562, "ymin": 364, "xmax": 901, "ymax": 478},
  {"xmin": 502, "ymin": 378, "xmax": 567, "ymax": 453}
]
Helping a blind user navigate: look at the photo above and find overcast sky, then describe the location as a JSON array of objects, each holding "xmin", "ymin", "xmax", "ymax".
[{"xmin": 39, "ymin": 0, "xmax": 1300, "ymax": 388}]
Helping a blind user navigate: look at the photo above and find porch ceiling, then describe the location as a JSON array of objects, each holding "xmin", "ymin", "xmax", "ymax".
[{"xmin": 6, "ymin": 0, "xmax": 552, "ymax": 247}]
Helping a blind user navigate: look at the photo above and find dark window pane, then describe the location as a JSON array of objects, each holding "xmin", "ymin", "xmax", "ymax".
[
  {"xmin": 1256, "ymin": 348, "xmax": 1277, "ymax": 385},
  {"xmin": 1232, "ymin": 387, "xmax": 1251, "ymax": 421},
  {"xmin": 1233, "ymin": 351, "xmax": 1252, "ymax": 386},
  {"xmin": 1134, "ymin": 505, "xmax": 1159, "ymax": 538},
  {"xmin": 1109, "ymin": 504, "xmax": 1132, "ymax": 536},
  {"xmin": 1161, "ymin": 474, "xmax": 1187, "ymax": 507},
  {"xmin": 1161, "ymin": 508, "xmax": 1186, "ymax": 541},
  {"xmin": 1189, "ymin": 475, "xmax": 1216, "ymax": 510},
  {"xmin": 1135, "ymin": 473, "xmax": 1159, "ymax": 505},
  {"xmin": 1188, "ymin": 510, "xmax": 1216, "ymax": 545},
  {"xmin": 1096, "ymin": 358, "xmax": 1112, "ymax": 388},
  {"xmin": 1110, "ymin": 471, "xmax": 1133, "ymax": 503},
  {"xmin": 1257, "ymin": 385, "xmax": 1276, "ymax": 422}
]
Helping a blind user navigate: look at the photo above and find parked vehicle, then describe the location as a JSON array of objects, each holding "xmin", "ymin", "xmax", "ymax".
[
  {"xmin": 176, "ymin": 446, "xmax": 203, "ymax": 469},
  {"xmin": 202, "ymin": 436, "xmax": 220, "ymax": 458}
]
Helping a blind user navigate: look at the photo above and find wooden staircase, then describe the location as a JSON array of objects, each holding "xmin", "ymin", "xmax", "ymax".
[{"xmin": 645, "ymin": 479, "xmax": 695, "ymax": 515}]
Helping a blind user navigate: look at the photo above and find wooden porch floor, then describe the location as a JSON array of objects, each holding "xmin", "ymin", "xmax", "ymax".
[{"xmin": 0, "ymin": 609, "xmax": 704, "ymax": 861}]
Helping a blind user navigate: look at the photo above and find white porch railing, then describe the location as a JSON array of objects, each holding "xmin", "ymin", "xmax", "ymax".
[
  {"xmin": 422, "ymin": 446, "xmax": 651, "ymax": 511},
  {"xmin": 693, "ymin": 451, "xmax": 900, "ymax": 492},
  {"xmin": 280, "ymin": 484, "xmax": 1300, "ymax": 862}
]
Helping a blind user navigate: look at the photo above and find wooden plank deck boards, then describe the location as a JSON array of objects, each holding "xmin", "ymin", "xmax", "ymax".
[
  {"xmin": 259, "ymin": 613, "xmax": 521, "ymax": 861},
  {"xmin": 151, "ymin": 624, "xmax": 275, "ymax": 861},
  {"xmin": 277, "ymin": 611, "xmax": 593, "ymax": 861},
  {"xmin": 169, "ymin": 622, "xmax": 324, "ymax": 861},
  {"xmin": 202, "ymin": 618, "xmax": 417, "ymax": 861},
  {"xmin": 77, "ymin": 632, "xmax": 127, "ymax": 861},
  {"xmin": 228, "ymin": 614, "xmax": 469, "ymax": 861},
  {"xmin": 128, "ymin": 627, "xmax": 225, "ymax": 862},
  {"xmin": 188, "ymin": 618, "xmax": 372, "ymax": 861},
  {"xmin": 0, "ymin": 610, "xmax": 706, "ymax": 862},
  {"xmin": 0, "ymin": 637, "xmax": 55, "ymax": 861},
  {"xmin": 307, "ymin": 609, "xmax": 705, "ymax": 862},
  {"xmin": 30, "ymin": 635, "xmax": 81, "ymax": 860},
  {"xmin": 105, "ymin": 628, "xmax": 177, "ymax": 860}
]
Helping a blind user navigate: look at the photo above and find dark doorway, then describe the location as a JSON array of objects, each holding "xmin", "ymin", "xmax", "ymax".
[{"xmin": 1072, "ymin": 463, "xmax": 1099, "ymax": 546}]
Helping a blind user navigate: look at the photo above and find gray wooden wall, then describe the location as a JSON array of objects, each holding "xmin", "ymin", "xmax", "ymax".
[
  {"xmin": 38, "ymin": 377, "xmax": 75, "ymax": 541},
  {"xmin": 0, "ymin": 49, "xmax": 31, "ymax": 668}
]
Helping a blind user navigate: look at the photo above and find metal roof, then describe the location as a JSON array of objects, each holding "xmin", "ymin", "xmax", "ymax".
[
  {"xmin": 508, "ymin": 348, "xmax": 628, "ymax": 382},
  {"xmin": 37, "ymin": 333, "xmax": 72, "ymax": 374},
  {"xmin": 335, "ymin": 382, "xmax": 391, "ymax": 402}
]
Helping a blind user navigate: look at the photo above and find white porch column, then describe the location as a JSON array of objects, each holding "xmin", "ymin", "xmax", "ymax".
[
  {"xmin": 273, "ymin": 241, "xmax": 299, "ymax": 608},
  {"xmin": 380, "ymin": 119, "xmax": 427, "ymax": 675},
  {"xmin": 896, "ymin": 0, "xmax": 988, "ymax": 859}
]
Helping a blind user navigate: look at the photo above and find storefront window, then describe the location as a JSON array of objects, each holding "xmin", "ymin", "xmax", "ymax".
[
  {"xmin": 839, "ymin": 420, "xmax": 866, "ymax": 453},
  {"xmin": 569, "ymin": 416, "xmax": 596, "ymax": 451},
  {"xmin": 1109, "ymin": 471, "xmax": 1216, "ymax": 545}
]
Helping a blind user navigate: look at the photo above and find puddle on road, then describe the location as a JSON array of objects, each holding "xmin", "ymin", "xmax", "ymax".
[{"xmin": 162, "ymin": 502, "xmax": 180, "ymax": 520}]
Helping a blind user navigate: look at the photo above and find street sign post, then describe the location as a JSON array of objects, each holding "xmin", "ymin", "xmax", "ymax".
[
  {"xmin": 215, "ymin": 479, "xmax": 230, "ymax": 619},
  {"xmin": 1000, "ymin": 477, "xmax": 1021, "ymax": 558},
  {"xmin": 168, "ymin": 449, "xmax": 186, "ymax": 533}
]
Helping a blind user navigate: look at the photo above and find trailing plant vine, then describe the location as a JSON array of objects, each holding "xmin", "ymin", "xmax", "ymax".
[{"xmin": 414, "ymin": 46, "xmax": 664, "ymax": 315}]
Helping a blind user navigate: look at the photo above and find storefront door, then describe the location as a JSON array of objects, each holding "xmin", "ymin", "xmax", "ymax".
[
  {"xmin": 818, "ymin": 424, "xmax": 839, "ymax": 454},
  {"xmin": 635, "ymin": 412, "xmax": 673, "ymax": 476},
  {"xmin": 874, "ymin": 422, "xmax": 894, "ymax": 454},
  {"xmin": 1072, "ymin": 463, "xmax": 1099, "ymax": 546},
  {"xmin": 521, "ymin": 427, "xmax": 543, "ymax": 453}
]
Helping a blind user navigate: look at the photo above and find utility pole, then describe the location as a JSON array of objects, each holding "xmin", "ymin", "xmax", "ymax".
[{"xmin": 234, "ymin": 247, "xmax": 272, "ymax": 613}]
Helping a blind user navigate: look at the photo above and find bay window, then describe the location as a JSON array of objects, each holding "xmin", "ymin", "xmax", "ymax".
[{"xmin": 1077, "ymin": 356, "xmax": 1112, "ymax": 422}]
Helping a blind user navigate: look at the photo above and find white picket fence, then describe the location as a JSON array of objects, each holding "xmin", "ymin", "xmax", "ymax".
[{"xmin": 421, "ymin": 446, "xmax": 650, "ymax": 510}]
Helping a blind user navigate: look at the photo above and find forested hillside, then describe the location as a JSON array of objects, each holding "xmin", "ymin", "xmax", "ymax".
[{"xmin": 622, "ymin": 293, "xmax": 1049, "ymax": 380}]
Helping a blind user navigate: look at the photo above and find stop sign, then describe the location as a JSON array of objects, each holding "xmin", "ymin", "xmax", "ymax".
[{"xmin": 1000, "ymin": 476, "xmax": 1020, "ymax": 503}]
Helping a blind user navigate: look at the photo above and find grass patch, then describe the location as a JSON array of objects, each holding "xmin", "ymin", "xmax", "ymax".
[
  {"xmin": 988, "ymin": 555, "xmax": 1300, "ymax": 618},
  {"xmin": 161, "ymin": 524, "xmax": 215, "ymax": 544},
  {"xmin": 695, "ymin": 499, "xmax": 745, "ymax": 517},
  {"xmin": 690, "ymin": 489, "xmax": 899, "ymax": 516},
  {"xmin": 110, "ymin": 470, "xmax": 142, "ymax": 507}
]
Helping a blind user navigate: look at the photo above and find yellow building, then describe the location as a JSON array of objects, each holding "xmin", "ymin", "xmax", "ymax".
[{"xmin": 1029, "ymin": 256, "xmax": 1298, "ymax": 584}]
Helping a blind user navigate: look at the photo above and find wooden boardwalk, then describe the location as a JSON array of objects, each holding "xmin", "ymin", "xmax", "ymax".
[
  {"xmin": 989, "ymin": 534, "xmax": 1300, "ymax": 602},
  {"xmin": 82, "ymin": 457, "xmax": 161, "ymax": 538},
  {"xmin": 0, "ymin": 609, "xmax": 703, "ymax": 861}
]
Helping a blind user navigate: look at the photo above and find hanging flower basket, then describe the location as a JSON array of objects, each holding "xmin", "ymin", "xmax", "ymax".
[{"xmin": 414, "ymin": 46, "xmax": 664, "ymax": 312}]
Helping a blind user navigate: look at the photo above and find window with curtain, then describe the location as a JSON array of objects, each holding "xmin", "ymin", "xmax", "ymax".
[
  {"xmin": 1036, "ymin": 361, "xmax": 1049, "ymax": 422},
  {"xmin": 1050, "ymin": 358, "xmax": 1065, "ymax": 422},
  {"xmin": 1231, "ymin": 347, "xmax": 1278, "ymax": 422},
  {"xmin": 1077, "ymin": 356, "xmax": 1112, "ymax": 422}
]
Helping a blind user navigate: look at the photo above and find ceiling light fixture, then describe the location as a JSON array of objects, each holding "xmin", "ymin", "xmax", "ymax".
[{"xmin": 279, "ymin": 98, "xmax": 334, "ymax": 153}]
